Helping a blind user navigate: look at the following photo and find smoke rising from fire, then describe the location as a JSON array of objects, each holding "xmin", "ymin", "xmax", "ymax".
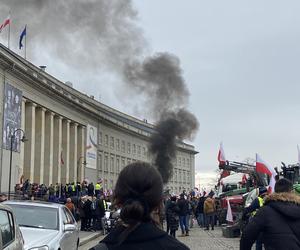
[{"xmin": 0, "ymin": 0, "xmax": 199, "ymax": 184}]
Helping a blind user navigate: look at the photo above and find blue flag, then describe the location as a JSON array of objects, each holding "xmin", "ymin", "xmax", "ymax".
[{"xmin": 19, "ymin": 25, "xmax": 26, "ymax": 49}]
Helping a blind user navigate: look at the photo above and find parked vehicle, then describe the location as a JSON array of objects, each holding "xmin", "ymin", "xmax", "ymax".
[
  {"xmin": 4, "ymin": 201, "xmax": 79, "ymax": 250},
  {"xmin": 0, "ymin": 203, "xmax": 24, "ymax": 250}
]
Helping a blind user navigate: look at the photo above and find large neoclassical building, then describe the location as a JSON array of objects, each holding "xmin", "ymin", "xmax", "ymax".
[{"xmin": 0, "ymin": 44, "xmax": 198, "ymax": 194}]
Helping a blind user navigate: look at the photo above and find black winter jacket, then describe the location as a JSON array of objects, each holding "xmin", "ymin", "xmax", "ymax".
[
  {"xmin": 177, "ymin": 198, "xmax": 189, "ymax": 216},
  {"xmin": 240, "ymin": 192, "xmax": 300, "ymax": 250},
  {"xmin": 97, "ymin": 222, "xmax": 189, "ymax": 250},
  {"xmin": 166, "ymin": 202, "xmax": 180, "ymax": 231}
]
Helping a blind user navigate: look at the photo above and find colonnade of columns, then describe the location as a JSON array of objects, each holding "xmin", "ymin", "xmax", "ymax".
[{"xmin": 21, "ymin": 98, "xmax": 86, "ymax": 185}]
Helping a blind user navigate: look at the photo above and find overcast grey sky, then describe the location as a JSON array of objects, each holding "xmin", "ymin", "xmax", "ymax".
[
  {"xmin": 1, "ymin": 1, "xmax": 300, "ymax": 183},
  {"xmin": 132, "ymin": 0, "xmax": 300, "ymax": 174}
]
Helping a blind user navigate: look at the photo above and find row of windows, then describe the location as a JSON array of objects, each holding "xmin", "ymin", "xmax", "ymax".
[
  {"xmin": 175, "ymin": 157, "xmax": 191, "ymax": 169},
  {"xmin": 171, "ymin": 168, "xmax": 191, "ymax": 184},
  {"xmin": 98, "ymin": 153, "xmax": 138, "ymax": 174},
  {"xmin": 99, "ymin": 132, "xmax": 147, "ymax": 158},
  {"xmin": 167, "ymin": 186, "xmax": 191, "ymax": 194}
]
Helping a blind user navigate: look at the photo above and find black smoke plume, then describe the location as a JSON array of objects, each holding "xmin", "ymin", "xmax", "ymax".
[
  {"xmin": 150, "ymin": 110, "xmax": 198, "ymax": 183},
  {"xmin": 0, "ymin": 0, "xmax": 199, "ymax": 184}
]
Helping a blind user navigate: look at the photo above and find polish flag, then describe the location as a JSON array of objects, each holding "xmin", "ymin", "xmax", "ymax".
[
  {"xmin": 218, "ymin": 142, "xmax": 226, "ymax": 164},
  {"xmin": 226, "ymin": 198, "xmax": 233, "ymax": 223},
  {"xmin": 0, "ymin": 15, "xmax": 10, "ymax": 33},
  {"xmin": 256, "ymin": 154, "xmax": 277, "ymax": 193},
  {"xmin": 242, "ymin": 174, "xmax": 247, "ymax": 184}
]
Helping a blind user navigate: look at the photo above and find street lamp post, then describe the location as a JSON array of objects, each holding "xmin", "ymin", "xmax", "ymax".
[
  {"xmin": 77, "ymin": 156, "xmax": 87, "ymax": 183},
  {"xmin": 76, "ymin": 156, "xmax": 86, "ymax": 198},
  {"xmin": 8, "ymin": 128, "xmax": 27, "ymax": 200}
]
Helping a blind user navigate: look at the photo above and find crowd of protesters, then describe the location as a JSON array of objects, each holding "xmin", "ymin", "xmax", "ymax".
[
  {"xmin": 164, "ymin": 189, "xmax": 217, "ymax": 238},
  {"xmin": 9, "ymin": 179, "xmax": 113, "ymax": 232}
]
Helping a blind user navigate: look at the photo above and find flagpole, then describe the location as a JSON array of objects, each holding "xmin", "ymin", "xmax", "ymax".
[
  {"xmin": 7, "ymin": 11, "xmax": 11, "ymax": 49},
  {"xmin": 7, "ymin": 19, "xmax": 10, "ymax": 49},
  {"xmin": 24, "ymin": 25, "xmax": 27, "ymax": 60}
]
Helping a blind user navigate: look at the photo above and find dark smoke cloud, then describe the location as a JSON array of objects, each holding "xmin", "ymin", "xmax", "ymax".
[
  {"xmin": 0, "ymin": 0, "xmax": 145, "ymax": 72},
  {"xmin": 150, "ymin": 110, "xmax": 199, "ymax": 183},
  {"xmin": 0, "ymin": 0, "xmax": 199, "ymax": 184},
  {"xmin": 124, "ymin": 53, "xmax": 189, "ymax": 117},
  {"xmin": 124, "ymin": 52, "xmax": 199, "ymax": 183}
]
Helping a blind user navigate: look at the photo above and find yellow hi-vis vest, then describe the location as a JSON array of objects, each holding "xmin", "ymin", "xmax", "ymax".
[
  {"xmin": 95, "ymin": 183, "xmax": 101, "ymax": 191},
  {"xmin": 103, "ymin": 200, "xmax": 107, "ymax": 210},
  {"xmin": 72, "ymin": 184, "xmax": 76, "ymax": 192},
  {"xmin": 251, "ymin": 197, "xmax": 264, "ymax": 217}
]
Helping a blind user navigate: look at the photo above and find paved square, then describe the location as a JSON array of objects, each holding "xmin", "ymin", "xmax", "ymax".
[{"xmin": 178, "ymin": 226, "xmax": 240, "ymax": 250}]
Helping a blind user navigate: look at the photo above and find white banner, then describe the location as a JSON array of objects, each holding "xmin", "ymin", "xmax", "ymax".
[{"xmin": 86, "ymin": 124, "xmax": 97, "ymax": 169}]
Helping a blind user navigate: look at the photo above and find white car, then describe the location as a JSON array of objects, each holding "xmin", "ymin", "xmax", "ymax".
[
  {"xmin": 4, "ymin": 201, "xmax": 79, "ymax": 250},
  {"xmin": 0, "ymin": 203, "xmax": 24, "ymax": 250}
]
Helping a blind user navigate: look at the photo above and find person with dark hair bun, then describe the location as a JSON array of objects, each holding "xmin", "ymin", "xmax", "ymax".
[{"xmin": 90, "ymin": 162, "xmax": 189, "ymax": 250}]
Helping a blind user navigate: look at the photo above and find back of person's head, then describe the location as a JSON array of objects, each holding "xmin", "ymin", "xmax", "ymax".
[
  {"xmin": 114, "ymin": 162, "xmax": 163, "ymax": 226},
  {"xmin": 275, "ymin": 178, "xmax": 293, "ymax": 193},
  {"xmin": 171, "ymin": 196, "xmax": 177, "ymax": 202}
]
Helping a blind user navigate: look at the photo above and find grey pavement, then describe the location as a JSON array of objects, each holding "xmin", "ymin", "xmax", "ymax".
[
  {"xmin": 79, "ymin": 226, "xmax": 241, "ymax": 250},
  {"xmin": 79, "ymin": 230, "xmax": 103, "ymax": 247},
  {"xmin": 179, "ymin": 226, "xmax": 240, "ymax": 250}
]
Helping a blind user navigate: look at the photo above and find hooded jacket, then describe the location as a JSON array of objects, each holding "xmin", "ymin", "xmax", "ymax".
[
  {"xmin": 240, "ymin": 192, "xmax": 300, "ymax": 250},
  {"xmin": 98, "ymin": 222, "xmax": 189, "ymax": 250}
]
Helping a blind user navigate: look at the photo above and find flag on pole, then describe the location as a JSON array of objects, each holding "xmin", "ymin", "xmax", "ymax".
[
  {"xmin": 0, "ymin": 15, "xmax": 10, "ymax": 33},
  {"xmin": 218, "ymin": 142, "xmax": 227, "ymax": 164},
  {"xmin": 19, "ymin": 25, "xmax": 26, "ymax": 49},
  {"xmin": 226, "ymin": 198, "xmax": 233, "ymax": 223},
  {"xmin": 256, "ymin": 154, "xmax": 277, "ymax": 193},
  {"xmin": 297, "ymin": 145, "xmax": 300, "ymax": 164}
]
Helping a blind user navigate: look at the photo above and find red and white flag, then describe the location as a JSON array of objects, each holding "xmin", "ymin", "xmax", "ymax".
[
  {"xmin": 218, "ymin": 142, "xmax": 227, "ymax": 164},
  {"xmin": 226, "ymin": 198, "xmax": 233, "ymax": 223},
  {"xmin": 242, "ymin": 174, "xmax": 247, "ymax": 184},
  {"xmin": 0, "ymin": 15, "xmax": 10, "ymax": 33},
  {"xmin": 256, "ymin": 154, "xmax": 277, "ymax": 193}
]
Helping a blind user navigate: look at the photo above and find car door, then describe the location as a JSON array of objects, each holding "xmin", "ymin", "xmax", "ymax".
[
  {"xmin": 60, "ymin": 208, "xmax": 78, "ymax": 250},
  {"xmin": 0, "ymin": 208, "xmax": 22, "ymax": 250}
]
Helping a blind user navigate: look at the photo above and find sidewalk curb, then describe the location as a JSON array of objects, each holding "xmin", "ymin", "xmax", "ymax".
[{"xmin": 79, "ymin": 232, "xmax": 103, "ymax": 246}]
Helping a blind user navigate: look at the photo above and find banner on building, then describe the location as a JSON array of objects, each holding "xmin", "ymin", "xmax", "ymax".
[
  {"xmin": 86, "ymin": 124, "xmax": 98, "ymax": 169},
  {"xmin": 2, "ymin": 83, "xmax": 22, "ymax": 152}
]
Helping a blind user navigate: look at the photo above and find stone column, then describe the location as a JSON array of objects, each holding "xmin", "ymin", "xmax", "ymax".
[
  {"xmin": 77, "ymin": 126, "xmax": 85, "ymax": 181},
  {"xmin": 53, "ymin": 115, "xmax": 62, "ymax": 184},
  {"xmin": 24, "ymin": 102, "xmax": 36, "ymax": 182},
  {"xmin": 61, "ymin": 119, "xmax": 70, "ymax": 184},
  {"xmin": 69, "ymin": 123, "xmax": 78, "ymax": 183},
  {"xmin": 44, "ymin": 111, "xmax": 54, "ymax": 185},
  {"xmin": 34, "ymin": 107, "xmax": 46, "ymax": 184},
  {"xmin": 19, "ymin": 98, "xmax": 26, "ymax": 182}
]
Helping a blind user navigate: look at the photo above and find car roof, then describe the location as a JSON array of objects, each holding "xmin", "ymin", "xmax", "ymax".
[{"xmin": 3, "ymin": 200, "xmax": 64, "ymax": 209}]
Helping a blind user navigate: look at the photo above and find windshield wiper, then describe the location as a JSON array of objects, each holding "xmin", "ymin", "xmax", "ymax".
[{"xmin": 19, "ymin": 224, "xmax": 45, "ymax": 229}]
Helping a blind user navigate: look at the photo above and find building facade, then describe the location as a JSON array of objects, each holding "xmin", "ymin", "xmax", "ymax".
[{"xmin": 0, "ymin": 44, "xmax": 198, "ymax": 194}]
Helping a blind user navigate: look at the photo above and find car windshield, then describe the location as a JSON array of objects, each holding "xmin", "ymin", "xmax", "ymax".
[{"xmin": 8, "ymin": 204, "xmax": 58, "ymax": 230}]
